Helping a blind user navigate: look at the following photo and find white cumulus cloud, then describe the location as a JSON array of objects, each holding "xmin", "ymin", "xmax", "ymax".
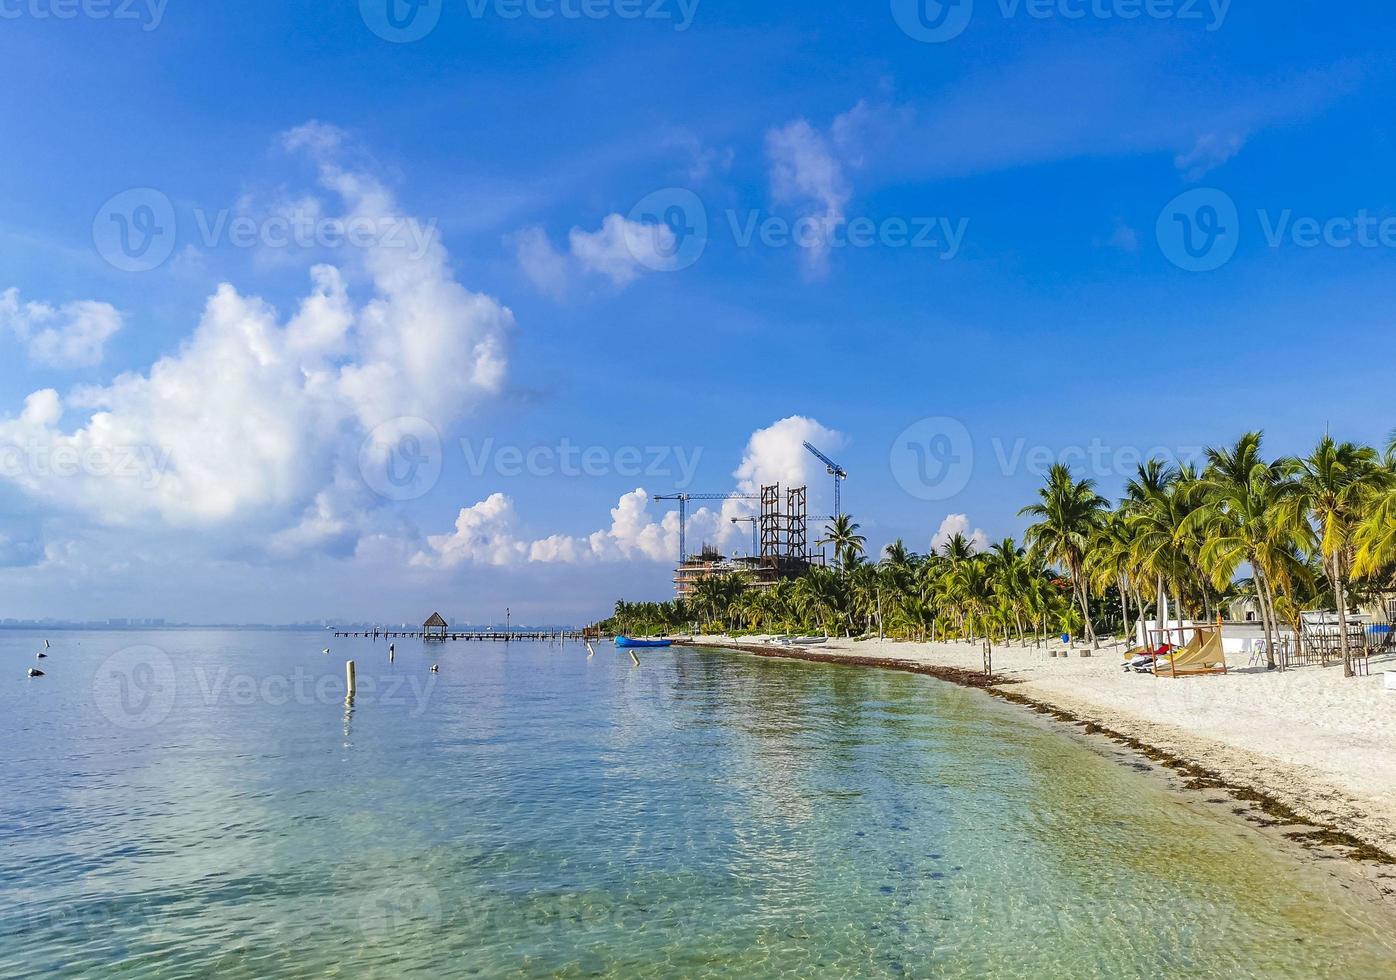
[
  {"xmin": 0, "ymin": 125, "xmax": 512, "ymax": 557},
  {"xmin": 414, "ymin": 416, "xmax": 846, "ymax": 570},
  {"xmin": 931, "ymin": 514, "xmax": 989, "ymax": 555},
  {"xmin": 0, "ymin": 289, "xmax": 122, "ymax": 368},
  {"xmin": 414, "ymin": 488, "xmax": 704, "ymax": 569}
]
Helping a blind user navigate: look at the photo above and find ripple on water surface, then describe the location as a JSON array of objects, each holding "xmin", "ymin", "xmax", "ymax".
[{"xmin": 1, "ymin": 631, "xmax": 1394, "ymax": 978}]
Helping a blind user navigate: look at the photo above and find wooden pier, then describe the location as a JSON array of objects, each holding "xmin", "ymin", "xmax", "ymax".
[{"xmin": 332, "ymin": 629, "xmax": 584, "ymax": 641}]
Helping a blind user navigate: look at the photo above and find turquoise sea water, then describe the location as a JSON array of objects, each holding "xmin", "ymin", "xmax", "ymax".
[{"xmin": 2, "ymin": 630, "xmax": 1394, "ymax": 978}]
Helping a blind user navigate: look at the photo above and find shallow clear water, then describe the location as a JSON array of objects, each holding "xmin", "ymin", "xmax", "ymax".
[{"xmin": 2, "ymin": 630, "xmax": 1393, "ymax": 978}]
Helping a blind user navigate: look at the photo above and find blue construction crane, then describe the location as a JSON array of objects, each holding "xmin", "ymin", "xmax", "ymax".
[
  {"xmin": 803, "ymin": 442, "xmax": 848, "ymax": 518},
  {"xmin": 652, "ymin": 492, "xmax": 759, "ymax": 566}
]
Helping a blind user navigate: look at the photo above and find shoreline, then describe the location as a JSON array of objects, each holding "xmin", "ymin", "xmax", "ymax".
[{"xmin": 678, "ymin": 635, "xmax": 1396, "ymax": 906}]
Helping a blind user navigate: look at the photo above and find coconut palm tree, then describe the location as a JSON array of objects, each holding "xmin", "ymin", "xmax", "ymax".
[
  {"xmin": 793, "ymin": 566, "xmax": 844, "ymax": 635},
  {"xmin": 1020, "ymin": 464, "xmax": 1109, "ymax": 646},
  {"xmin": 1280, "ymin": 437, "xmax": 1389, "ymax": 677},
  {"xmin": 819, "ymin": 514, "xmax": 867, "ymax": 571},
  {"xmin": 1087, "ymin": 512, "xmax": 1141, "ymax": 642},
  {"xmin": 1189, "ymin": 433, "xmax": 1298, "ymax": 670},
  {"xmin": 945, "ymin": 557, "xmax": 997, "ymax": 674}
]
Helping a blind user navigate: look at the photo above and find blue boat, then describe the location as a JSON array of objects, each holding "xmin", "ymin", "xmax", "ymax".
[{"xmin": 614, "ymin": 636, "xmax": 673, "ymax": 649}]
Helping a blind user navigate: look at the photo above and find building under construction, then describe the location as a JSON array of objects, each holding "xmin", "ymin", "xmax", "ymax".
[{"xmin": 672, "ymin": 484, "xmax": 821, "ymax": 597}]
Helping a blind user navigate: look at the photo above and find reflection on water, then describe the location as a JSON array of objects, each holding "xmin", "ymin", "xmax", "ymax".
[{"xmin": 1, "ymin": 631, "xmax": 1393, "ymax": 978}]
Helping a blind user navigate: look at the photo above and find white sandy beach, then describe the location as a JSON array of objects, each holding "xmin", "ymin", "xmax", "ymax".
[{"xmin": 691, "ymin": 634, "xmax": 1396, "ymax": 856}]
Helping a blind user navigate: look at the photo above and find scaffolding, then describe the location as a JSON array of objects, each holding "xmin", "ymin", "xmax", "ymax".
[
  {"xmin": 760, "ymin": 484, "xmax": 783, "ymax": 561},
  {"xmin": 672, "ymin": 484, "xmax": 817, "ymax": 596},
  {"xmin": 786, "ymin": 486, "xmax": 808, "ymax": 561}
]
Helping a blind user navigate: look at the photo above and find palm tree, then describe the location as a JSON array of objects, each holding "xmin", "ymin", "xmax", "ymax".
[
  {"xmin": 1281, "ymin": 437, "xmax": 1389, "ymax": 677},
  {"xmin": 938, "ymin": 531, "xmax": 978, "ymax": 566},
  {"xmin": 819, "ymin": 514, "xmax": 866, "ymax": 570},
  {"xmin": 793, "ymin": 566, "xmax": 844, "ymax": 635},
  {"xmin": 1020, "ymin": 464, "xmax": 1108, "ymax": 646},
  {"xmin": 1087, "ymin": 512, "xmax": 1140, "ymax": 642},
  {"xmin": 1189, "ymin": 433, "xmax": 1298, "ymax": 670},
  {"xmin": 945, "ymin": 557, "xmax": 996, "ymax": 674}
]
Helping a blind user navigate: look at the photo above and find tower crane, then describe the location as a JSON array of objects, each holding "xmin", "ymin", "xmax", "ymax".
[
  {"xmin": 652, "ymin": 492, "xmax": 759, "ymax": 567},
  {"xmin": 803, "ymin": 442, "xmax": 848, "ymax": 519},
  {"xmin": 730, "ymin": 517, "xmax": 759, "ymax": 557}
]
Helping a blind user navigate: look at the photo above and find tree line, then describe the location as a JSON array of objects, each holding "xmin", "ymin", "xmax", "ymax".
[{"xmin": 597, "ymin": 433, "xmax": 1396, "ymax": 677}]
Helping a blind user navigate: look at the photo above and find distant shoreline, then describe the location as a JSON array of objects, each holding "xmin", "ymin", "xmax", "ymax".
[{"xmin": 0, "ymin": 623, "xmax": 579, "ymax": 633}]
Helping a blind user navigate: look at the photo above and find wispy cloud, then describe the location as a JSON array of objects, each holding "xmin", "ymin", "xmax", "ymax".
[
  {"xmin": 765, "ymin": 119, "xmax": 852, "ymax": 279},
  {"xmin": 512, "ymin": 213, "xmax": 675, "ymax": 298}
]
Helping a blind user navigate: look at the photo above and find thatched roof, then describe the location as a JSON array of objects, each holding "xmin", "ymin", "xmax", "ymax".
[{"xmin": 424, "ymin": 612, "xmax": 449, "ymax": 628}]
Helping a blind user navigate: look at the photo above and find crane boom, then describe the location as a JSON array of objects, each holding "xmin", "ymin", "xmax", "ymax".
[
  {"xmin": 652, "ymin": 491, "xmax": 759, "ymax": 566},
  {"xmin": 802, "ymin": 442, "xmax": 848, "ymax": 518}
]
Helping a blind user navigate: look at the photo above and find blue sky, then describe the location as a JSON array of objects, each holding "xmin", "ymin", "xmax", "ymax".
[{"xmin": 0, "ymin": 0, "xmax": 1392, "ymax": 623}]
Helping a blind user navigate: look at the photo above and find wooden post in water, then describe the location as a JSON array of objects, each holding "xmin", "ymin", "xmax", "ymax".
[{"xmin": 345, "ymin": 661, "xmax": 357, "ymax": 701}]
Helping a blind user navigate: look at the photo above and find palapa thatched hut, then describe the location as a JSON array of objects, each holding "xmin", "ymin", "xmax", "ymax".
[{"xmin": 424, "ymin": 612, "xmax": 449, "ymax": 639}]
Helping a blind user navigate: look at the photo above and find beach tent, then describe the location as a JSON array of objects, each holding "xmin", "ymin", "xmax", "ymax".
[{"xmin": 1151, "ymin": 622, "xmax": 1229, "ymax": 678}]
